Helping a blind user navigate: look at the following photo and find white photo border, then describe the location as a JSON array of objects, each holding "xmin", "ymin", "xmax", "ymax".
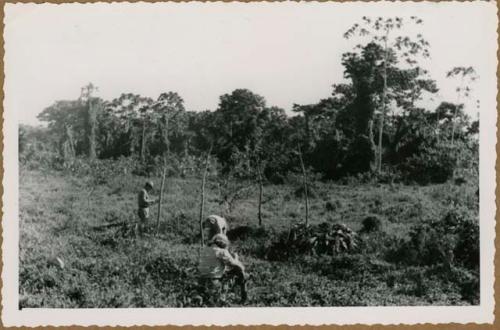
[{"xmin": 2, "ymin": 1, "xmax": 497, "ymax": 326}]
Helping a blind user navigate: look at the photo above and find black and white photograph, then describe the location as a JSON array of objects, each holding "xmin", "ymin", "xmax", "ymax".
[{"xmin": 2, "ymin": 1, "xmax": 497, "ymax": 326}]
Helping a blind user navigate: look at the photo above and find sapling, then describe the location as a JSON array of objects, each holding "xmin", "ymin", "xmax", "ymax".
[
  {"xmin": 199, "ymin": 142, "xmax": 213, "ymax": 246},
  {"xmin": 297, "ymin": 145, "xmax": 309, "ymax": 227},
  {"xmin": 155, "ymin": 157, "xmax": 167, "ymax": 235},
  {"xmin": 256, "ymin": 159, "xmax": 264, "ymax": 226}
]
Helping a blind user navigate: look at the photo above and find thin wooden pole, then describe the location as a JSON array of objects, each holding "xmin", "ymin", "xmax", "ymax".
[
  {"xmin": 88, "ymin": 98, "xmax": 97, "ymax": 160},
  {"xmin": 155, "ymin": 157, "xmax": 167, "ymax": 235},
  {"xmin": 257, "ymin": 159, "xmax": 263, "ymax": 226},
  {"xmin": 199, "ymin": 143, "xmax": 213, "ymax": 246},
  {"xmin": 297, "ymin": 145, "xmax": 309, "ymax": 227}
]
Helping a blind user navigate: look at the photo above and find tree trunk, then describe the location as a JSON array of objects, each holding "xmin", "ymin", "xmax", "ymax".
[
  {"xmin": 257, "ymin": 159, "xmax": 263, "ymax": 226},
  {"xmin": 368, "ymin": 119, "xmax": 376, "ymax": 170},
  {"xmin": 164, "ymin": 116, "xmax": 170, "ymax": 156},
  {"xmin": 128, "ymin": 121, "xmax": 136, "ymax": 156},
  {"xmin": 297, "ymin": 145, "xmax": 309, "ymax": 227},
  {"xmin": 199, "ymin": 143, "xmax": 213, "ymax": 246},
  {"xmin": 155, "ymin": 157, "xmax": 167, "ymax": 235},
  {"xmin": 377, "ymin": 34, "xmax": 389, "ymax": 174},
  {"xmin": 377, "ymin": 66, "xmax": 387, "ymax": 172},
  {"xmin": 140, "ymin": 118, "xmax": 147, "ymax": 163},
  {"xmin": 65, "ymin": 124, "xmax": 75, "ymax": 158}
]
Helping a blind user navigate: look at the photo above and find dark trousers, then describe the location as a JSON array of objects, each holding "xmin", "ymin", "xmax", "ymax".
[
  {"xmin": 222, "ymin": 267, "xmax": 248, "ymax": 302},
  {"xmin": 136, "ymin": 208, "xmax": 149, "ymax": 237},
  {"xmin": 199, "ymin": 267, "xmax": 248, "ymax": 304}
]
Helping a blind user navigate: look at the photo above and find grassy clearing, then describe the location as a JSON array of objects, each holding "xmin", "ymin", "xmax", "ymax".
[{"xmin": 19, "ymin": 169, "xmax": 478, "ymax": 307}]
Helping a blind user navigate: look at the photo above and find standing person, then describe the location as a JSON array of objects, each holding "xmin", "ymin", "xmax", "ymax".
[
  {"xmin": 198, "ymin": 233, "xmax": 249, "ymax": 304},
  {"xmin": 137, "ymin": 181, "xmax": 157, "ymax": 237}
]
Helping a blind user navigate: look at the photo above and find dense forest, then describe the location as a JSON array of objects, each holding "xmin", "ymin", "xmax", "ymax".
[{"xmin": 19, "ymin": 17, "xmax": 479, "ymax": 184}]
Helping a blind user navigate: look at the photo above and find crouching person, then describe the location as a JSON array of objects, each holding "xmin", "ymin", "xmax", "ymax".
[
  {"xmin": 198, "ymin": 234, "xmax": 249, "ymax": 304},
  {"xmin": 202, "ymin": 215, "xmax": 228, "ymax": 241}
]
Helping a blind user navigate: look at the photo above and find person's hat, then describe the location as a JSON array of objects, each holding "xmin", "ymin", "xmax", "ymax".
[
  {"xmin": 210, "ymin": 234, "xmax": 229, "ymax": 248},
  {"xmin": 145, "ymin": 181, "xmax": 154, "ymax": 189}
]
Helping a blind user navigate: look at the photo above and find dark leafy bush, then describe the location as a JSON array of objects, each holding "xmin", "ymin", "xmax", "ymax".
[
  {"xmin": 325, "ymin": 199, "xmax": 342, "ymax": 212},
  {"xmin": 454, "ymin": 218, "xmax": 480, "ymax": 271},
  {"xmin": 410, "ymin": 271, "xmax": 430, "ymax": 297},
  {"xmin": 267, "ymin": 223, "xmax": 357, "ymax": 261},
  {"xmin": 387, "ymin": 207, "xmax": 479, "ymax": 271},
  {"xmin": 390, "ymin": 227, "xmax": 436, "ymax": 265},
  {"xmin": 294, "ymin": 185, "xmax": 317, "ymax": 199},
  {"xmin": 399, "ymin": 143, "xmax": 456, "ymax": 184},
  {"xmin": 448, "ymin": 267, "xmax": 480, "ymax": 304},
  {"xmin": 66, "ymin": 285, "xmax": 86, "ymax": 306},
  {"xmin": 342, "ymin": 135, "xmax": 376, "ymax": 176},
  {"xmin": 227, "ymin": 225, "xmax": 269, "ymax": 241},
  {"xmin": 361, "ymin": 215, "xmax": 383, "ymax": 233},
  {"xmin": 267, "ymin": 172, "xmax": 286, "ymax": 185}
]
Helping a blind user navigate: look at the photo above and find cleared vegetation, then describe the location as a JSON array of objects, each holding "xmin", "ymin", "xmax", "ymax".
[{"xmin": 20, "ymin": 166, "xmax": 479, "ymax": 307}]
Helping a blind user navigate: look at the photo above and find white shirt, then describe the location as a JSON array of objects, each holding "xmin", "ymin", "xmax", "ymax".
[{"xmin": 198, "ymin": 246, "xmax": 242, "ymax": 279}]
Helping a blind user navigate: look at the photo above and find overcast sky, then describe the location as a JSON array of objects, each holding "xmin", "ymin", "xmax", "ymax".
[{"xmin": 5, "ymin": 1, "xmax": 497, "ymax": 125}]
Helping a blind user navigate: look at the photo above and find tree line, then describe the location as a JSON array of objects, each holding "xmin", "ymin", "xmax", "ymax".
[{"xmin": 19, "ymin": 16, "xmax": 479, "ymax": 185}]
